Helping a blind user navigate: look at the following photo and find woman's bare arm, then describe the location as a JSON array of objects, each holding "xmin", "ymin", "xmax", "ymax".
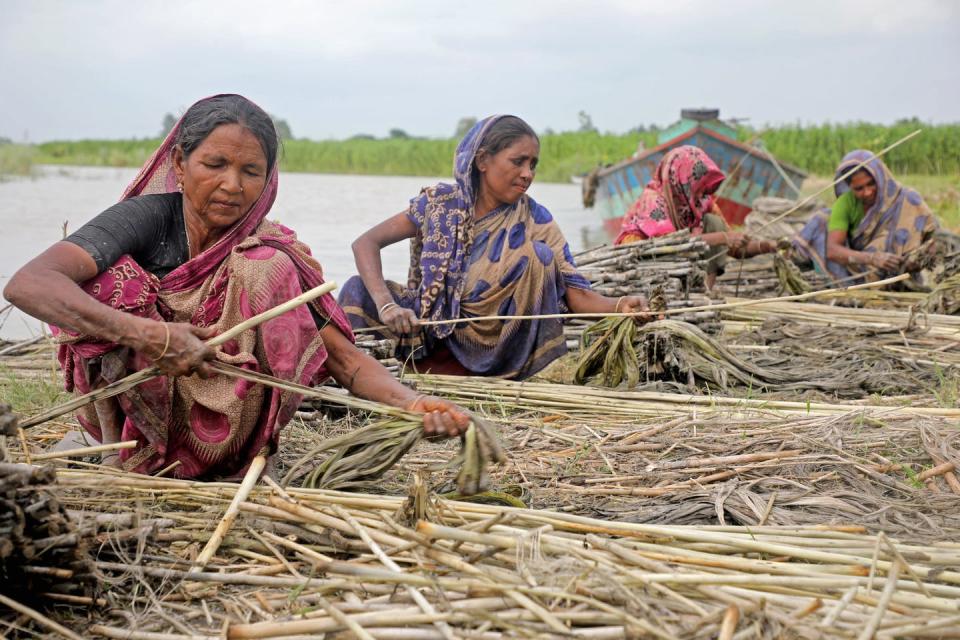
[
  {"xmin": 3, "ymin": 241, "xmax": 215, "ymax": 376},
  {"xmin": 826, "ymin": 230, "xmax": 900, "ymax": 271},
  {"xmin": 351, "ymin": 212, "xmax": 417, "ymax": 311},
  {"xmin": 351, "ymin": 212, "xmax": 420, "ymax": 333},
  {"xmin": 565, "ymin": 286, "xmax": 649, "ymax": 318},
  {"xmin": 319, "ymin": 322, "xmax": 469, "ymax": 437}
]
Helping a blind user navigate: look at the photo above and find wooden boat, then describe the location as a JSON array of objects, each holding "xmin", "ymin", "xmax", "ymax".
[{"xmin": 584, "ymin": 109, "xmax": 807, "ymax": 240}]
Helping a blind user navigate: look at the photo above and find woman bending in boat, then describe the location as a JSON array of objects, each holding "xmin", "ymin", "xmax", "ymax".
[
  {"xmin": 3, "ymin": 94, "xmax": 469, "ymax": 479},
  {"xmin": 615, "ymin": 146, "xmax": 777, "ymax": 289},
  {"xmin": 340, "ymin": 115, "xmax": 648, "ymax": 380},
  {"xmin": 793, "ymin": 150, "xmax": 938, "ymax": 283}
]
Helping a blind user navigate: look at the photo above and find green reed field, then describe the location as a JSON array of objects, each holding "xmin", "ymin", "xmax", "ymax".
[{"xmin": 2, "ymin": 122, "xmax": 957, "ymax": 227}]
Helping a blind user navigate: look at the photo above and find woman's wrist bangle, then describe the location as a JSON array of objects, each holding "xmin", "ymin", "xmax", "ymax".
[
  {"xmin": 151, "ymin": 322, "xmax": 171, "ymax": 362},
  {"xmin": 378, "ymin": 301, "xmax": 398, "ymax": 317},
  {"xmin": 614, "ymin": 296, "xmax": 626, "ymax": 313}
]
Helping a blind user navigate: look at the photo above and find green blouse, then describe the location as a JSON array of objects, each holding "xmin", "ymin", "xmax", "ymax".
[{"xmin": 827, "ymin": 191, "xmax": 865, "ymax": 234}]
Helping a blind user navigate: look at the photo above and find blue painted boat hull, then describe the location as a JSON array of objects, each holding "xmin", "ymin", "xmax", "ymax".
[{"xmin": 590, "ymin": 127, "xmax": 806, "ymax": 240}]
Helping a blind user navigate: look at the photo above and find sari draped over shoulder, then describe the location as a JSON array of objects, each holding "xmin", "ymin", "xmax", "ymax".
[
  {"xmin": 51, "ymin": 94, "xmax": 352, "ymax": 479},
  {"xmin": 792, "ymin": 150, "xmax": 938, "ymax": 282},
  {"xmin": 339, "ymin": 115, "xmax": 591, "ymax": 380},
  {"xmin": 615, "ymin": 146, "xmax": 725, "ymax": 244}
]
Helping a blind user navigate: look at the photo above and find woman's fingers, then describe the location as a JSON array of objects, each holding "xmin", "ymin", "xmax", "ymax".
[
  {"xmin": 622, "ymin": 296, "xmax": 657, "ymax": 324},
  {"xmin": 384, "ymin": 307, "xmax": 419, "ymax": 335},
  {"xmin": 626, "ymin": 295, "xmax": 649, "ymax": 312},
  {"xmin": 151, "ymin": 322, "xmax": 217, "ymax": 377},
  {"xmin": 417, "ymin": 396, "xmax": 471, "ymax": 437},
  {"xmin": 191, "ymin": 324, "xmax": 219, "ymax": 342},
  {"xmin": 871, "ymin": 252, "xmax": 901, "ymax": 271}
]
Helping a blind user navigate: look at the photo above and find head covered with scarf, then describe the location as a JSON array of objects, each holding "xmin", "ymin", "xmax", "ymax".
[
  {"xmin": 616, "ymin": 146, "xmax": 726, "ymax": 244},
  {"xmin": 793, "ymin": 149, "xmax": 938, "ymax": 281},
  {"xmin": 53, "ymin": 94, "xmax": 351, "ymax": 478},
  {"xmin": 833, "ymin": 150, "xmax": 934, "ymax": 253},
  {"xmin": 405, "ymin": 114, "xmax": 529, "ymax": 340}
]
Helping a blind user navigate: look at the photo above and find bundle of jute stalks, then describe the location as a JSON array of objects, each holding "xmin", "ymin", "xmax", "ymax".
[
  {"xmin": 353, "ymin": 336, "xmax": 401, "ymax": 374},
  {"xmin": 191, "ymin": 362, "xmax": 507, "ymax": 496},
  {"xmin": 5, "ymin": 468, "xmax": 959, "ymax": 639},
  {"xmin": 282, "ymin": 411, "xmax": 505, "ymax": 495},
  {"xmin": 572, "ymin": 231, "xmax": 722, "ymax": 334},
  {"xmin": 573, "ymin": 317, "xmax": 957, "ymax": 398},
  {"xmin": 717, "ymin": 253, "xmax": 834, "ymax": 299},
  {"xmin": 0, "ymin": 463, "xmax": 96, "ymax": 604}
]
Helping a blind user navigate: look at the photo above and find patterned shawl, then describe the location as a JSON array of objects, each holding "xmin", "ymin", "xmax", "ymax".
[
  {"xmin": 615, "ymin": 146, "xmax": 725, "ymax": 244},
  {"xmin": 52, "ymin": 94, "xmax": 352, "ymax": 478},
  {"xmin": 404, "ymin": 115, "xmax": 511, "ymax": 340},
  {"xmin": 835, "ymin": 150, "xmax": 936, "ymax": 253},
  {"xmin": 793, "ymin": 150, "xmax": 938, "ymax": 281}
]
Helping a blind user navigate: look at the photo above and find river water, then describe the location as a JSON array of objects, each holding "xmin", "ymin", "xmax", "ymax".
[{"xmin": 0, "ymin": 166, "xmax": 604, "ymax": 339}]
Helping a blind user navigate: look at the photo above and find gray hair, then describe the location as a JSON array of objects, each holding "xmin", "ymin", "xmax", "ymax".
[{"xmin": 174, "ymin": 95, "xmax": 279, "ymax": 172}]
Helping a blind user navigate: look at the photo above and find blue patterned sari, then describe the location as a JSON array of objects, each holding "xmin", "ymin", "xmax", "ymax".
[
  {"xmin": 793, "ymin": 150, "xmax": 938, "ymax": 282},
  {"xmin": 340, "ymin": 116, "xmax": 591, "ymax": 379}
]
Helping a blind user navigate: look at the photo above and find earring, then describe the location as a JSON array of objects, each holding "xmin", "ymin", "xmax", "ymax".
[{"xmin": 176, "ymin": 182, "xmax": 183, "ymax": 193}]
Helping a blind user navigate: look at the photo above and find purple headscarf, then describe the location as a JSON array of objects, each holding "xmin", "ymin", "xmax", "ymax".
[
  {"xmin": 793, "ymin": 149, "xmax": 938, "ymax": 281},
  {"xmin": 406, "ymin": 115, "xmax": 508, "ymax": 340}
]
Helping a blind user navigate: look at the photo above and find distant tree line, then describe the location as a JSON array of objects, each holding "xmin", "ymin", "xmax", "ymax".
[
  {"xmin": 24, "ymin": 111, "xmax": 960, "ymax": 180},
  {"xmin": 160, "ymin": 112, "xmax": 294, "ymax": 140}
]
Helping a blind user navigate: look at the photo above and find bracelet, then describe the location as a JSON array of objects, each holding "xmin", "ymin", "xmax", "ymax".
[
  {"xmin": 378, "ymin": 301, "xmax": 398, "ymax": 317},
  {"xmin": 405, "ymin": 393, "xmax": 427, "ymax": 412},
  {"xmin": 151, "ymin": 323, "xmax": 171, "ymax": 362},
  {"xmin": 614, "ymin": 296, "xmax": 626, "ymax": 313}
]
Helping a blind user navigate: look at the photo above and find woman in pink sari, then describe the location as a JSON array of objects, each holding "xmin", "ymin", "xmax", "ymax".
[
  {"xmin": 3, "ymin": 95, "xmax": 469, "ymax": 479},
  {"xmin": 615, "ymin": 146, "xmax": 778, "ymax": 288}
]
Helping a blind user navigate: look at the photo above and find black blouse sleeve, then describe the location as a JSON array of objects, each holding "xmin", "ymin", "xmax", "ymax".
[{"xmin": 65, "ymin": 193, "xmax": 184, "ymax": 275}]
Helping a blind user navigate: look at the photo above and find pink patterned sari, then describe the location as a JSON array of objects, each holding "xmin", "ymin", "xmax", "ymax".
[
  {"xmin": 53, "ymin": 95, "xmax": 352, "ymax": 479},
  {"xmin": 615, "ymin": 146, "xmax": 725, "ymax": 244}
]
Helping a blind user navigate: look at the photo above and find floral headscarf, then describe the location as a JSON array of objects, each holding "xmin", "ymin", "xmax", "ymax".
[{"xmin": 616, "ymin": 146, "xmax": 726, "ymax": 243}]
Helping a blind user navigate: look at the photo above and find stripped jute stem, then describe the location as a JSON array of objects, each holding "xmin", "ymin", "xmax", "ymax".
[
  {"xmin": 0, "ymin": 592, "xmax": 85, "ymax": 640},
  {"xmin": 18, "ymin": 281, "xmax": 337, "ymax": 430},
  {"xmin": 189, "ymin": 451, "xmax": 268, "ymax": 573},
  {"xmin": 30, "ymin": 439, "xmax": 138, "ymax": 461},
  {"xmin": 354, "ymin": 274, "xmax": 909, "ymax": 333}
]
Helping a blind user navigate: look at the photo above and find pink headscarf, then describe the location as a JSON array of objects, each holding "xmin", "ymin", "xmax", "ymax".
[
  {"xmin": 123, "ymin": 94, "xmax": 280, "ymax": 292},
  {"xmin": 616, "ymin": 146, "xmax": 726, "ymax": 243},
  {"xmin": 118, "ymin": 93, "xmax": 346, "ymax": 326}
]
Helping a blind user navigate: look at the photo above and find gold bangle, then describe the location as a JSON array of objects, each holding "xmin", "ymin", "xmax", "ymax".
[
  {"xmin": 614, "ymin": 296, "xmax": 626, "ymax": 313},
  {"xmin": 406, "ymin": 393, "xmax": 427, "ymax": 412},
  {"xmin": 151, "ymin": 323, "xmax": 171, "ymax": 362}
]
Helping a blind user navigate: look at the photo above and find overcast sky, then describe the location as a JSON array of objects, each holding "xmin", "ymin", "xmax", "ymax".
[{"xmin": 2, "ymin": 0, "xmax": 958, "ymax": 142}]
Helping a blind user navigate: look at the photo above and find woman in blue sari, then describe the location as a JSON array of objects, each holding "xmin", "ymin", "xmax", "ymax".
[
  {"xmin": 340, "ymin": 115, "xmax": 647, "ymax": 380},
  {"xmin": 793, "ymin": 150, "xmax": 938, "ymax": 283}
]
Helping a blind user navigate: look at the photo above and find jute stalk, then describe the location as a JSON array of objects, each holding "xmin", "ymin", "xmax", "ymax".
[
  {"xmin": 0, "ymin": 592, "xmax": 85, "ymax": 640},
  {"xmin": 18, "ymin": 281, "xmax": 337, "ymax": 430},
  {"xmin": 30, "ymin": 439, "xmax": 138, "ymax": 461},
  {"xmin": 189, "ymin": 450, "xmax": 268, "ymax": 573},
  {"xmin": 355, "ymin": 274, "xmax": 908, "ymax": 333}
]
